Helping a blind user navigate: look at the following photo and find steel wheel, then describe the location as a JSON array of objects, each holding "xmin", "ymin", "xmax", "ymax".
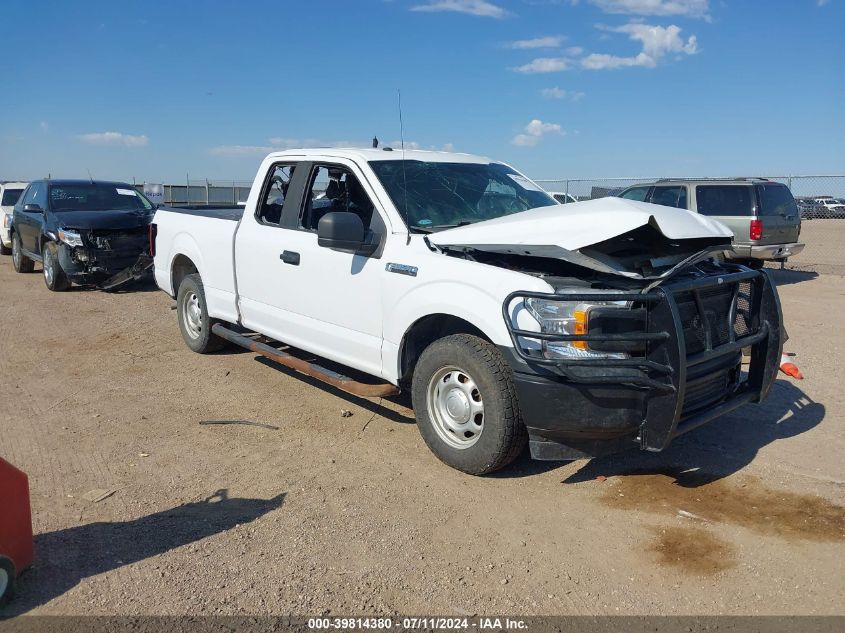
[
  {"xmin": 426, "ymin": 365, "xmax": 484, "ymax": 449},
  {"xmin": 0, "ymin": 566, "xmax": 8, "ymax": 599},
  {"xmin": 182, "ymin": 291, "xmax": 203, "ymax": 339}
]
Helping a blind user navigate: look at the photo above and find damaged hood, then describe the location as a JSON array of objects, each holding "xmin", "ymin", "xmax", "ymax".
[
  {"xmin": 428, "ymin": 197, "xmax": 733, "ymax": 279},
  {"xmin": 430, "ymin": 197, "xmax": 732, "ymax": 251}
]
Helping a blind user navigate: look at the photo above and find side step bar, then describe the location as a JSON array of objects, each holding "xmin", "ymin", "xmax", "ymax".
[{"xmin": 211, "ymin": 324, "xmax": 400, "ymax": 398}]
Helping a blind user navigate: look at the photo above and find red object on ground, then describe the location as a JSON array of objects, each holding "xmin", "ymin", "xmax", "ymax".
[
  {"xmin": 779, "ymin": 353, "xmax": 804, "ymax": 380},
  {"xmin": 0, "ymin": 457, "xmax": 34, "ymax": 602}
]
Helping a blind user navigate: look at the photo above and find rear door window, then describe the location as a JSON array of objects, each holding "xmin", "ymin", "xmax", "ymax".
[
  {"xmin": 649, "ymin": 186, "xmax": 688, "ymax": 209},
  {"xmin": 619, "ymin": 186, "xmax": 650, "ymax": 202},
  {"xmin": 756, "ymin": 183, "xmax": 798, "ymax": 217},
  {"xmin": 695, "ymin": 185, "xmax": 754, "ymax": 216}
]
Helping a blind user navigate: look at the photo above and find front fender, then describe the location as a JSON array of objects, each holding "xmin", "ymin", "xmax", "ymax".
[{"xmin": 382, "ymin": 273, "xmax": 552, "ymax": 383}]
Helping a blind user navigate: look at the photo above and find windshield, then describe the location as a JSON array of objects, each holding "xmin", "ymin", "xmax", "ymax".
[
  {"xmin": 369, "ymin": 160, "xmax": 556, "ymax": 231},
  {"xmin": 2, "ymin": 188, "xmax": 24, "ymax": 206},
  {"xmin": 49, "ymin": 184, "xmax": 153, "ymax": 212}
]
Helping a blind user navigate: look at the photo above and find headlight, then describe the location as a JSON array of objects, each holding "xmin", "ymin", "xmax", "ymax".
[
  {"xmin": 58, "ymin": 229, "xmax": 84, "ymax": 247},
  {"xmin": 524, "ymin": 294, "xmax": 629, "ymax": 360}
]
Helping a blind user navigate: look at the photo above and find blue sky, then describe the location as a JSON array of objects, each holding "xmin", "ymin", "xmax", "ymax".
[{"xmin": 1, "ymin": 0, "xmax": 842, "ymax": 183}]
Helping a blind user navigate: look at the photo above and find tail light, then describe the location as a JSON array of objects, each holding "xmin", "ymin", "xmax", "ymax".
[
  {"xmin": 749, "ymin": 219, "xmax": 762, "ymax": 241},
  {"xmin": 149, "ymin": 223, "xmax": 157, "ymax": 257}
]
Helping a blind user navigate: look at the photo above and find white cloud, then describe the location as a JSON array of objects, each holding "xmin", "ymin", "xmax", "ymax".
[
  {"xmin": 78, "ymin": 131, "xmax": 148, "ymax": 147},
  {"xmin": 512, "ymin": 57, "xmax": 573, "ymax": 73},
  {"xmin": 410, "ymin": 0, "xmax": 508, "ymax": 18},
  {"xmin": 39, "ymin": 121, "xmax": 49, "ymax": 133},
  {"xmin": 817, "ymin": 0, "xmax": 829, "ymax": 5},
  {"xmin": 583, "ymin": 23, "xmax": 697, "ymax": 69},
  {"xmin": 507, "ymin": 35, "xmax": 566, "ymax": 49},
  {"xmin": 541, "ymin": 87, "xmax": 585, "ymax": 100},
  {"xmin": 511, "ymin": 119, "xmax": 564, "ymax": 147},
  {"xmin": 565, "ymin": 46, "xmax": 585, "ymax": 56},
  {"xmin": 590, "ymin": 0, "xmax": 710, "ymax": 19}
]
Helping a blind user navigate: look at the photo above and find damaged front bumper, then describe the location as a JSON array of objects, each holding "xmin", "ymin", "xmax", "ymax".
[
  {"xmin": 57, "ymin": 241, "xmax": 153, "ymax": 289},
  {"xmin": 501, "ymin": 264, "xmax": 783, "ymax": 460}
]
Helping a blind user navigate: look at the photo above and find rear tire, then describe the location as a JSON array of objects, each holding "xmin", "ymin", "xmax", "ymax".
[
  {"xmin": 12, "ymin": 233, "xmax": 34, "ymax": 273},
  {"xmin": 176, "ymin": 273, "xmax": 226, "ymax": 353},
  {"xmin": 411, "ymin": 334, "xmax": 527, "ymax": 475},
  {"xmin": 43, "ymin": 241, "xmax": 70, "ymax": 291}
]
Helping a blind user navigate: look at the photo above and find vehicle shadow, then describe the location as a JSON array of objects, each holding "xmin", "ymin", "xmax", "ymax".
[
  {"xmin": 767, "ymin": 268, "xmax": 819, "ymax": 286},
  {"xmin": 559, "ymin": 379, "xmax": 824, "ymax": 486},
  {"xmin": 59, "ymin": 277, "xmax": 159, "ymax": 294},
  {"xmin": 2, "ymin": 489, "xmax": 286, "ymax": 615},
  {"xmin": 254, "ymin": 356, "xmax": 415, "ymax": 425}
]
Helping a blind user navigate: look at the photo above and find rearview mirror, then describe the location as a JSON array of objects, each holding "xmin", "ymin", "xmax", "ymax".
[
  {"xmin": 24, "ymin": 203, "xmax": 43, "ymax": 213},
  {"xmin": 317, "ymin": 212, "xmax": 377, "ymax": 255}
]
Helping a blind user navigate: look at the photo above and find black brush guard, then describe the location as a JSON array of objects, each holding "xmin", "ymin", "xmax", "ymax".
[{"xmin": 503, "ymin": 267, "xmax": 783, "ymax": 452}]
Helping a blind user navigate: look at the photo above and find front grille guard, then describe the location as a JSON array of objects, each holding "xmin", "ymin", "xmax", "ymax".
[{"xmin": 502, "ymin": 266, "xmax": 783, "ymax": 451}]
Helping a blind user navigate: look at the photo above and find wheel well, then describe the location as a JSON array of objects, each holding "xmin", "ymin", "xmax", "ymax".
[
  {"xmin": 171, "ymin": 254, "xmax": 198, "ymax": 295},
  {"xmin": 399, "ymin": 314, "xmax": 490, "ymax": 385}
]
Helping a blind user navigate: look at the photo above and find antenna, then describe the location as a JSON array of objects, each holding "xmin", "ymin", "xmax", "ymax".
[
  {"xmin": 87, "ymin": 168, "xmax": 94, "ymax": 184},
  {"xmin": 398, "ymin": 89, "xmax": 410, "ymax": 243}
]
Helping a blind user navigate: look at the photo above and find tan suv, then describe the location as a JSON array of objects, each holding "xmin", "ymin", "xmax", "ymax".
[{"xmin": 618, "ymin": 178, "xmax": 804, "ymax": 267}]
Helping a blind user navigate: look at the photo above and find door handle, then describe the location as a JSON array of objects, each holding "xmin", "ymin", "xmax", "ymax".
[{"xmin": 280, "ymin": 250, "xmax": 300, "ymax": 265}]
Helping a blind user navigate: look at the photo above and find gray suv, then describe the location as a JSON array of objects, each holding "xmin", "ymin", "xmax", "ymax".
[{"xmin": 618, "ymin": 178, "xmax": 804, "ymax": 267}]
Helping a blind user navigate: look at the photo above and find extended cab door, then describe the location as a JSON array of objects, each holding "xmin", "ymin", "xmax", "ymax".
[{"xmin": 234, "ymin": 159, "xmax": 387, "ymax": 379}]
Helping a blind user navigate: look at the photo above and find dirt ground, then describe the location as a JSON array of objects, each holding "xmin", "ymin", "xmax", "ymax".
[{"xmin": 0, "ymin": 259, "xmax": 843, "ymax": 617}]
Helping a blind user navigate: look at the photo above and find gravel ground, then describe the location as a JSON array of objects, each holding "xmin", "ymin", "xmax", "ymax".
[{"xmin": 0, "ymin": 259, "xmax": 843, "ymax": 616}]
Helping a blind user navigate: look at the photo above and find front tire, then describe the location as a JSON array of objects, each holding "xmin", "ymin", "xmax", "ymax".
[
  {"xmin": 43, "ymin": 241, "xmax": 70, "ymax": 291},
  {"xmin": 11, "ymin": 233, "xmax": 34, "ymax": 273},
  {"xmin": 411, "ymin": 334, "xmax": 527, "ymax": 475},
  {"xmin": 0, "ymin": 240, "xmax": 10, "ymax": 256},
  {"xmin": 176, "ymin": 273, "xmax": 226, "ymax": 353}
]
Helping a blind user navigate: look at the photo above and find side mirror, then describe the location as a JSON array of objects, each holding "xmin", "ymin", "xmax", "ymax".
[
  {"xmin": 24, "ymin": 203, "xmax": 43, "ymax": 213},
  {"xmin": 317, "ymin": 212, "xmax": 377, "ymax": 255}
]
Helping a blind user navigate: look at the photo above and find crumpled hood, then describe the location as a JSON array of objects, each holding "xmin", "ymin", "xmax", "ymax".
[
  {"xmin": 53, "ymin": 209, "xmax": 154, "ymax": 231},
  {"xmin": 429, "ymin": 197, "xmax": 732, "ymax": 250},
  {"xmin": 428, "ymin": 197, "xmax": 733, "ymax": 280}
]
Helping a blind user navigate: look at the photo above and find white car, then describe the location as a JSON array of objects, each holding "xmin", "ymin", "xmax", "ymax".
[
  {"xmin": 151, "ymin": 149, "xmax": 783, "ymax": 475},
  {"xmin": 813, "ymin": 197, "xmax": 845, "ymax": 212},
  {"xmin": 0, "ymin": 181, "xmax": 28, "ymax": 255}
]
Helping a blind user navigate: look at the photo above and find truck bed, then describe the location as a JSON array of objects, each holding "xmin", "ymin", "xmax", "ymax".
[
  {"xmin": 152, "ymin": 206, "xmax": 243, "ymax": 323},
  {"xmin": 159, "ymin": 205, "xmax": 245, "ymax": 222}
]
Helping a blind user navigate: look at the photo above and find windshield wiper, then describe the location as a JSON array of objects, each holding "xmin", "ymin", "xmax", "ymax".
[{"xmin": 428, "ymin": 220, "xmax": 479, "ymax": 230}]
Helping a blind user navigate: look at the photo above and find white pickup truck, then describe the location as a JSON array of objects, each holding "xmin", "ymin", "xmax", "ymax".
[{"xmin": 152, "ymin": 149, "xmax": 783, "ymax": 474}]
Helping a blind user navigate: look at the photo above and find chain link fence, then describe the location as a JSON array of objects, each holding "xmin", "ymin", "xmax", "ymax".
[
  {"xmin": 536, "ymin": 175, "xmax": 845, "ymax": 275},
  {"xmin": 130, "ymin": 179, "xmax": 253, "ymax": 206}
]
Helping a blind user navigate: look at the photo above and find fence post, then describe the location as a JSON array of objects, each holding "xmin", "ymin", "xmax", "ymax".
[
  {"xmin": 565, "ymin": 180, "xmax": 570, "ymax": 200},
  {"xmin": 205, "ymin": 180, "xmax": 209, "ymax": 206}
]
